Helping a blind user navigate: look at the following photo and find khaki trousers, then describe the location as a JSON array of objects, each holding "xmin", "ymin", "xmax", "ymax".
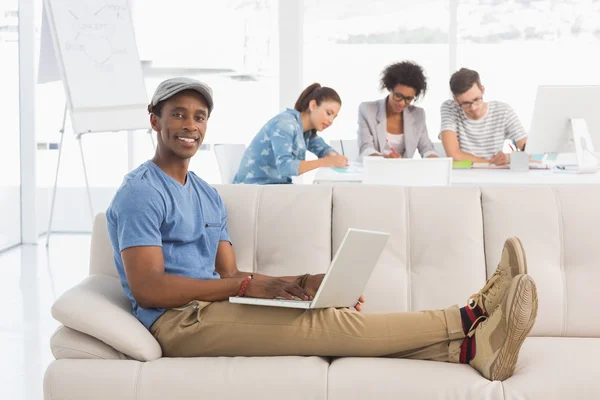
[{"xmin": 150, "ymin": 301, "xmax": 465, "ymax": 363}]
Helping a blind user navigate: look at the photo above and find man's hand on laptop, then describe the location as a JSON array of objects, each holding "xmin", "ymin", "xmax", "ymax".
[
  {"xmin": 304, "ymin": 274, "xmax": 325, "ymax": 297},
  {"xmin": 305, "ymin": 274, "xmax": 366, "ymax": 311},
  {"xmin": 245, "ymin": 277, "xmax": 311, "ymax": 301}
]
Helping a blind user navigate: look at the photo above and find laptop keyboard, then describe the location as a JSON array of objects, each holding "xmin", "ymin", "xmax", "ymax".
[{"xmin": 274, "ymin": 297, "xmax": 311, "ymax": 304}]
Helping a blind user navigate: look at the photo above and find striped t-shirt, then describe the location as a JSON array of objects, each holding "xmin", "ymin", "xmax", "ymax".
[{"xmin": 439, "ymin": 100, "xmax": 527, "ymax": 159}]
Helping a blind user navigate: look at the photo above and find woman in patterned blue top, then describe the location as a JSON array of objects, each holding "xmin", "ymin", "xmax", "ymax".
[{"xmin": 233, "ymin": 83, "xmax": 349, "ymax": 184}]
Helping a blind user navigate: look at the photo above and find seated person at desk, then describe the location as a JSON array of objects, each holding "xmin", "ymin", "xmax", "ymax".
[
  {"xmin": 233, "ymin": 83, "xmax": 348, "ymax": 185},
  {"xmin": 357, "ymin": 61, "xmax": 438, "ymax": 159},
  {"xmin": 440, "ymin": 68, "xmax": 527, "ymax": 165}
]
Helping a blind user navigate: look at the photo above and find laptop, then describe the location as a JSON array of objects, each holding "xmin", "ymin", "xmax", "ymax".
[{"xmin": 229, "ymin": 228, "xmax": 390, "ymax": 309}]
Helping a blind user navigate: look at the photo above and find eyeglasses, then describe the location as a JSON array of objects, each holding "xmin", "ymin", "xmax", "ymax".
[
  {"xmin": 390, "ymin": 91, "xmax": 415, "ymax": 105},
  {"xmin": 459, "ymin": 97, "xmax": 483, "ymax": 109}
]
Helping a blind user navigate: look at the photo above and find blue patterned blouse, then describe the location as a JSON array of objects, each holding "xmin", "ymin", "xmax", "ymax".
[{"xmin": 233, "ymin": 109, "xmax": 335, "ymax": 184}]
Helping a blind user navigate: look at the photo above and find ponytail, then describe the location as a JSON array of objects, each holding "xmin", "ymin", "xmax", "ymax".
[{"xmin": 294, "ymin": 83, "xmax": 341, "ymax": 113}]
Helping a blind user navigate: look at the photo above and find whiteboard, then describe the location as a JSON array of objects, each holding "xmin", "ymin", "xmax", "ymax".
[{"xmin": 40, "ymin": 0, "xmax": 149, "ymax": 134}]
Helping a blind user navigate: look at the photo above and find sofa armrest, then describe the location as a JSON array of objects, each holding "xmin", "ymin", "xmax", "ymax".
[
  {"xmin": 51, "ymin": 274, "xmax": 162, "ymax": 361},
  {"xmin": 50, "ymin": 325, "xmax": 130, "ymax": 360}
]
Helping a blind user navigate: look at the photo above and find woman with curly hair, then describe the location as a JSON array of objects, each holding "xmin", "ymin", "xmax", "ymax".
[{"xmin": 357, "ymin": 61, "xmax": 438, "ymax": 159}]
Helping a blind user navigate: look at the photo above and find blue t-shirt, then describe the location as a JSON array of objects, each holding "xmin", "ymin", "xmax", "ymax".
[
  {"xmin": 106, "ymin": 161, "xmax": 230, "ymax": 329},
  {"xmin": 233, "ymin": 108, "xmax": 335, "ymax": 184}
]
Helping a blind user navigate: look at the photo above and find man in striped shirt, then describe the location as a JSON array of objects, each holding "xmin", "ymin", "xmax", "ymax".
[{"xmin": 439, "ymin": 68, "xmax": 527, "ymax": 165}]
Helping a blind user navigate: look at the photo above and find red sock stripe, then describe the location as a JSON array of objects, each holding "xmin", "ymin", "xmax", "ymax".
[
  {"xmin": 468, "ymin": 304, "xmax": 485, "ymax": 319},
  {"xmin": 459, "ymin": 336, "xmax": 476, "ymax": 364},
  {"xmin": 466, "ymin": 306, "xmax": 477, "ymax": 321},
  {"xmin": 460, "ymin": 338, "xmax": 468, "ymax": 363},
  {"xmin": 460, "ymin": 305, "xmax": 485, "ymax": 335}
]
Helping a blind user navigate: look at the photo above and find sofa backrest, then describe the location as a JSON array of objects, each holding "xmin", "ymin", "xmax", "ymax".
[
  {"xmin": 90, "ymin": 213, "xmax": 119, "ymax": 279},
  {"xmin": 89, "ymin": 184, "xmax": 600, "ymax": 338},
  {"xmin": 330, "ymin": 185, "xmax": 486, "ymax": 314},
  {"xmin": 479, "ymin": 186, "xmax": 600, "ymax": 338}
]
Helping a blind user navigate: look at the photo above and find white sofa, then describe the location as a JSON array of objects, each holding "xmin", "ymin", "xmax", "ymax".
[{"xmin": 44, "ymin": 184, "xmax": 600, "ymax": 400}]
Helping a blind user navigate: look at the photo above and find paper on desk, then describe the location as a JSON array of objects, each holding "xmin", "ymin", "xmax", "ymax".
[{"xmin": 331, "ymin": 165, "xmax": 364, "ymax": 174}]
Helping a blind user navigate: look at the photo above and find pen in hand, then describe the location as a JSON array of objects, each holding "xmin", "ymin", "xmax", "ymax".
[{"xmin": 386, "ymin": 139, "xmax": 401, "ymax": 158}]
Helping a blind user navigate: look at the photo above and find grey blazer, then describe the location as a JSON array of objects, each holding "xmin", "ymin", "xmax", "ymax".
[{"xmin": 357, "ymin": 98, "xmax": 437, "ymax": 158}]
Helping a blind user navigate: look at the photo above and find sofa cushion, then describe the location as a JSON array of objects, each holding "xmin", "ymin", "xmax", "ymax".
[
  {"xmin": 554, "ymin": 186, "xmax": 600, "ymax": 337},
  {"xmin": 255, "ymin": 185, "xmax": 333, "ymax": 276},
  {"xmin": 137, "ymin": 357, "xmax": 329, "ymax": 400},
  {"xmin": 45, "ymin": 357, "xmax": 329, "ymax": 400},
  {"xmin": 213, "ymin": 184, "xmax": 262, "ymax": 273},
  {"xmin": 502, "ymin": 337, "xmax": 600, "ymax": 400},
  {"xmin": 481, "ymin": 186, "xmax": 600, "ymax": 337},
  {"xmin": 331, "ymin": 185, "xmax": 410, "ymax": 312},
  {"xmin": 44, "ymin": 359, "xmax": 143, "ymax": 400},
  {"xmin": 214, "ymin": 184, "xmax": 334, "ymax": 276},
  {"xmin": 89, "ymin": 213, "xmax": 119, "ymax": 278},
  {"xmin": 332, "ymin": 185, "xmax": 486, "ymax": 313},
  {"xmin": 50, "ymin": 325, "xmax": 129, "ymax": 360},
  {"xmin": 327, "ymin": 357, "xmax": 503, "ymax": 400},
  {"xmin": 51, "ymin": 274, "xmax": 162, "ymax": 361}
]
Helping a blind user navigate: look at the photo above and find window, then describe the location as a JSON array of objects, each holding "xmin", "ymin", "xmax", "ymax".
[
  {"xmin": 133, "ymin": 0, "xmax": 279, "ymax": 183},
  {"xmin": 34, "ymin": 0, "xmax": 279, "ymax": 190},
  {"xmin": 457, "ymin": 0, "xmax": 600, "ymax": 131},
  {"xmin": 303, "ymin": 0, "xmax": 450, "ymax": 142}
]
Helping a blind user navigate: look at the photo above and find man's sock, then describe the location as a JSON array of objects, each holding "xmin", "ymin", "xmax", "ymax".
[
  {"xmin": 459, "ymin": 335, "xmax": 476, "ymax": 364},
  {"xmin": 459, "ymin": 304, "xmax": 485, "ymax": 335}
]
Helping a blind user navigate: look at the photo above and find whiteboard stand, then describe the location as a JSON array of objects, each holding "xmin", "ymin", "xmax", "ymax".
[
  {"xmin": 45, "ymin": 112, "xmax": 153, "ymax": 247},
  {"xmin": 76, "ymin": 131, "xmax": 95, "ymax": 224},
  {"xmin": 46, "ymin": 104, "xmax": 95, "ymax": 247},
  {"xmin": 40, "ymin": 0, "xmax": 151, "ymax": 245}
]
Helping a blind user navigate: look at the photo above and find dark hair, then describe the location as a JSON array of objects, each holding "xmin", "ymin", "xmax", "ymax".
[
  {"xmin": 449, "ymin": 68, "xmax": 482, "ymax": 96},
  {"xmin": 294, "ymin": 83, "xmax": 341, "ymax": 113},
  {"xmin": 380, "ymin": 61, "xmax": 427, "ymax": 99},
  {"xmin": 148, "ymin": 100, "xmax": 166, "ymax": 117}
]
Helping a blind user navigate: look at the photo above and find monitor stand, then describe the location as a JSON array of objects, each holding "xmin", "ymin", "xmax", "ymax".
[{"xmin": 553, "ymin": 119, "xmax": 600, "ymax": 174}]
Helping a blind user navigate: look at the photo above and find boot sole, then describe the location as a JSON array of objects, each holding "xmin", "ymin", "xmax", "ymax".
[
  {"xmin": 506, "ymin": 237, "xmax": 528, "ymax": 275},
  {"xmin": 491, "ymin": 275, "xmax": 538, "ymax": 381}
]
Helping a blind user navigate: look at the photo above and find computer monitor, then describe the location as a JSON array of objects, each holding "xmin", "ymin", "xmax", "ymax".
[{"xmin": 526, "ymin": 85, "xmax": 600, "ymax": 155}]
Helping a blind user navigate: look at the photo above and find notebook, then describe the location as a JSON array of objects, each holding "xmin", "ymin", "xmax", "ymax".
[{"xmin": 471, "ymin": 162, "xmax": 549, "ymax": 170}]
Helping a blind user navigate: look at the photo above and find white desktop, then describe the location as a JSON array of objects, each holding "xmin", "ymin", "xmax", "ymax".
[
  {"xmin": 314, "ymin": 85, "xmax": 600, "ymax": 185},
  {"xmin": 526, "ymin": 85, "xmax": 600, "ymax": 173}
]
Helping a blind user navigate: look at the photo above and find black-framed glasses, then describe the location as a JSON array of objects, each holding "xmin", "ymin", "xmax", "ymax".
[
  {"xmin": 390, "ymin": 91, "xmax": 415, "ymax": 105},
  {"xmin": 459, "ymin": 97, "xmax": 483, "ymax": 109}
]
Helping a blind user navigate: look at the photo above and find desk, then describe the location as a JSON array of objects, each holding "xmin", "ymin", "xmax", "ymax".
[{"xmin": 313, "ymin": 166, "xmax": 600, "ymax": 185}]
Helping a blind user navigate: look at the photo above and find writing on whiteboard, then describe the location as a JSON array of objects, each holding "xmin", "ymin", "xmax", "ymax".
[{"xmin": 64, "ymin": 4, "xmax": 129, "ymax": 68}]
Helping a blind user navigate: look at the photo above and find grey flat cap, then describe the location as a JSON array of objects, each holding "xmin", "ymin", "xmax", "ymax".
[{"xmin": 149, "ymin": 77, "xmax": 214, "ymax": 114}]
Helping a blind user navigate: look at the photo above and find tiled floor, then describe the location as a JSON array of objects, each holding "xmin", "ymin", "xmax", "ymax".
[{"xmin": 0, "ymin": 234, "xmax": 92, "ymax": 400}]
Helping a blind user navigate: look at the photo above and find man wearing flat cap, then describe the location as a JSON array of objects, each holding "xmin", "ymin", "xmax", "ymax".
[{"xmin": 105, "ymin": 77, "xmax": 538, "ymax": 382}]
